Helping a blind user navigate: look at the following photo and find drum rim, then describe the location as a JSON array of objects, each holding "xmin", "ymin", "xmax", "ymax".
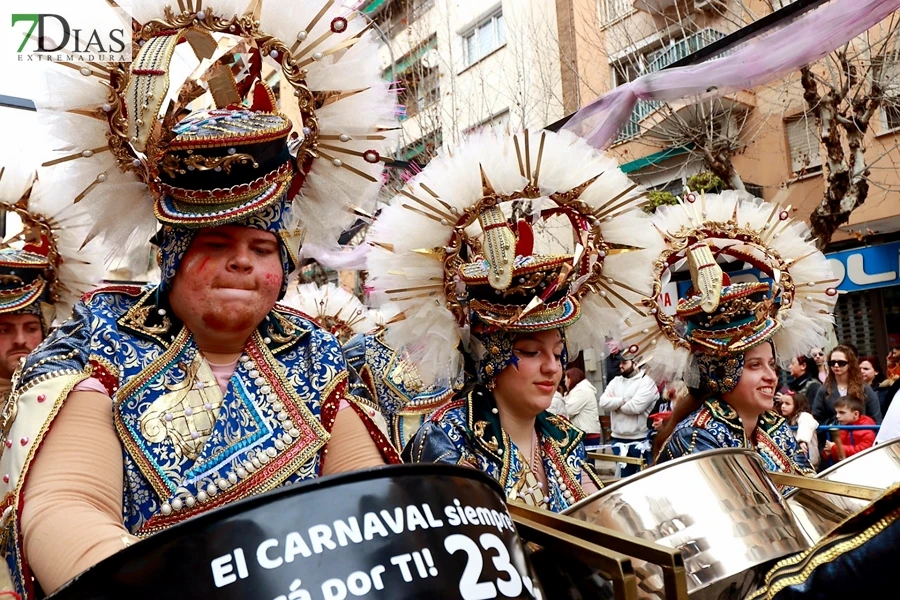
[
  {"xmin": 52, "ymin": 463, "xmax": 504, "ymax": 595},
  {"xmin": 564, "ymin": 447, "xmax": 766, "ymax": 514},
  {"xmin": 784, "ymin": 436, "xmax": 900, "ymax": 499}
]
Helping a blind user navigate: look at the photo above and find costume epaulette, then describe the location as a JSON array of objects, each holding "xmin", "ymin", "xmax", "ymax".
[
  {"xmin": 81, "ymin": 284, "xmax": 146, "ymax": 304},
  {"xmin": 272, "ymin": 302, "xmax": 321, "ymax": 329},
  {"xmin": 431, "ymin": 399, "xmax": 465, "ymax": 422}
]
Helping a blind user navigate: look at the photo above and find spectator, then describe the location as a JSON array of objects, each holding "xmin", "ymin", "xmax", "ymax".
[
  {"xmin": 859, "ymin": 355, "xmax": 893, "ymax": 416},
  {"xmin": 888, "ymin": 345, "xmax": 900, "ymax": 379},
  {"xmin": 548, "ymin": 382, "xmax": 567, "ymax": 417},
  {"xmin": 780, "ymin": 392, "xmax": 820, "ymax": 469},
  {"xmin": 823, "ymin": 396, "xmax": 876, "ymax": 462},
  {"xmin": 813, "ymin": 345, "xmax": 882, "ymax": 426},
  {"xmin": 597, "ymin": 354, "xmax": 659, "ymax": 476},
  {"xmin": 563, "ymin": 368, "xmax": 602, "ymax": 437},
  {"xmin": 646, "ymin": 381, "xmax": 688, "ymax": 464},
  {"xmin": 650, "ymin": 381, "xmax": 688, "ymax": 431},
  {"xmin": 604, "ymin": 339, "xmax": 622, "ymax": 386},
  {"xmin": 787, "ymin": 355, "xmax": 822, "ymax": 400},
  {"xmin": 810, "ymin": 347, "xmax": 828, "ymax": 383}
]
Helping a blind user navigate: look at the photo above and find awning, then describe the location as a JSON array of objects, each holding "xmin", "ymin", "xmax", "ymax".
[
  {"xmin": 392, "ymin": 37, "xmax": 438, "ymax": 78},
  {"xmin": 361, "ymin": 0, "xmax": 388, "ymax": 14},
  {"xmin": 620, "ymin": 144, "xmax": 693, "ymax": 174}
]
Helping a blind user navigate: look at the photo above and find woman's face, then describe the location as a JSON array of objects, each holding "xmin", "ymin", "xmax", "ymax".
[
  {"xmin": 829, "ymin": 351, "xmax": 849, "ymax": 379},
  {"xmin": 780, "ymin": 395, "xmax": 795, "ymax": 417},
  {"xmin": 493, "ymin": 329, "xmax": 564, "ymax": 418},
  {"xmin": 860, "ymin": 360, "xmax": 877, "ymax": 384},
  {"xmin": 789, "ymin": 356, "xmax": 804, "ymax": 378},
  {"xmin": 722, "ymin": 343, "xmax": 778, "ymax": 417}
]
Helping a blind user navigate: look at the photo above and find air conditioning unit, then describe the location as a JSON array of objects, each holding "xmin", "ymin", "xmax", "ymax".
[
  {"xmin": 695, "ymin": 0, "xmax": 726, "ymax": 12},
  {"xmin": 421, "ymin": 48, "xmax": 440, "ymax": 69}
]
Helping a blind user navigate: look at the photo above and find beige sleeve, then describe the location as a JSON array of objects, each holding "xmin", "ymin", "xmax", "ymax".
[
  {"xmin": 321, "ymin": 405, "xmax": 388, "ymax": 476},
  {"xmin": 20, "ymin": 391, "xmax": 139, "ymax": 594}
]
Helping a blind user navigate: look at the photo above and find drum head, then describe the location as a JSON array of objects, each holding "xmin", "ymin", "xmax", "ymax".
[{"xmin": 49, "ymin": 464, "xmax": 545, "ymax": 600}]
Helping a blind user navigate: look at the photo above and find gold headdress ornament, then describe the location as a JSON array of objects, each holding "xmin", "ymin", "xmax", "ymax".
[
  {"xmin": 33, "ymin": 0, "xmax": 398, "ymax": 269},
  {"xmin": 621, "ymin": 189, "xmax": 838, "ymax": 386},
  {"xmin": 367, "ymin": 129, "xmax": 658, "ymax": 385},
  {"xmin": 280, "ymin": 280, "xmax": 374, "ymax": 344}
]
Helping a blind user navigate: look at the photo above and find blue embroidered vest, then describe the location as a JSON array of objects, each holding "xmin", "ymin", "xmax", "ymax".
[
  {"xmin": 402, "ymin": 385, "xmax": 603, "ymax": 513},
  {"xmin": 658, "ymin": 397, "xmax": 814, "ymax": 491}
]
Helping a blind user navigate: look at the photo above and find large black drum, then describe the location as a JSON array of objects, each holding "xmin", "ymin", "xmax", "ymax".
[{"xmin": 50, "ymin": 464, "xmax": 544, "ymax": 600}]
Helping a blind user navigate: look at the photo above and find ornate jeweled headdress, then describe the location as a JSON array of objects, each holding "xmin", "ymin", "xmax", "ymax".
[
  {"xmin": 280, "ymin": 281, "xmax": 374, "ymax": 344},
  {"xmin": 366, "ymin": 129, "xmax": 656, "ymax": 385},
  {"xmin": 0, "ymin": 167, "xmax": 105, "ymax": 331},
  {"xmin": 621, "ymin": 190, "xmax": 837, "ymax": 390},
  {"xmin": 34, "ymin": 0, "xmax": 397, "ymax": 273}
]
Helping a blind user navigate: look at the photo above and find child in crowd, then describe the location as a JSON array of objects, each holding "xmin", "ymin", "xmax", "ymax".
[
  {"xmin": 823, "ymin": 396, "xmax": 877, "ymax": 463},
  {"xmin": 780, "ymin": 392, "xmax": 820, "ymax": 469}
]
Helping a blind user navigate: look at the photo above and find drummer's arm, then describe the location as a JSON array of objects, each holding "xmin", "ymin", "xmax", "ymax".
[
  {"xmin": 20, "ymin": 391, "xmax": 139, "ymax": 594},
  {"xmin": 322, "ymin": 406, "xmax": 390, "ymax": 475}
]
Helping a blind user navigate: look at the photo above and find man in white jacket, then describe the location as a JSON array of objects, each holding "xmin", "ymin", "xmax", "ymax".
[
  {"xmin": 563, "ymin": 368, "xmax": 602, "ymax": 436},
  {"xmin": 597, "ymin": 354, "xmax": 659, "ymax": 476}
]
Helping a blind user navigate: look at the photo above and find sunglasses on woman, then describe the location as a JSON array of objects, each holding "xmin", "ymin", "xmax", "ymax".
[{"xmin": 829, "ymin": 360, "xmax": 849, "ymax": 367}]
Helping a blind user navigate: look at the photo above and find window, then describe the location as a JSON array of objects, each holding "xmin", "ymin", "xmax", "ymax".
[
  {"xmin": 875, "ymin": 51, "xmax": 900, "ymax": 132},
  {"xmin": 464, "ymin": 109, "xmax": 511, "ymax": 136},
  {"xmin": 785, "ymin": 115, "xmax": 821, "ymax": 175},
  {"xmin": 377, "ymin": 0, "xmax": 434, "ymax": 38},
  {"xmin": 411, "ymin": 0, "xmax": 435, "ymax": 21},
  {"xmin": 400, "ymin": 65, "xmax": 440, "ymax": 119},
  {"xmin": 600, "ymin": 0, "xmax": 632, "ymax": 23},
  {"xmin": 401, "ymin": 130, "xmax": 443, "ymax": 169},
  {"xmin": 394, "ymin": 37, "xmax": 440, "ymax": 120},
  {"xmin": 462, "ymin": 10, "xmax": 505, "ymax": 67}
]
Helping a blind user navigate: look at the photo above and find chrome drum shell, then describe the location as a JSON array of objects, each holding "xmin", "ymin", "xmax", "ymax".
[
  {"xmin": 564, "ymin": 448, "xmax": 810, "ymax": 599},
  {"xmin": 786, "ymin": 438, "xmax": 900, "ymax": 544}
]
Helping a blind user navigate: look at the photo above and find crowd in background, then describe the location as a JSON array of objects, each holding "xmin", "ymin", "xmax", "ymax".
[{"xmin": 547, "ymin": 340, "xmax": 900, "ymax": 475}]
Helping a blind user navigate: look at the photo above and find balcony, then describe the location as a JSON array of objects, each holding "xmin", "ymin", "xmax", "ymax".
[{"xmin": 616, "ymin": 28, "xmax": 728, "ymax": 142}]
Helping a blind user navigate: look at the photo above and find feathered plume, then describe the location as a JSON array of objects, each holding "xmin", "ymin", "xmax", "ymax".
[{"xmin": 280, "ymin": 280, "xmax": 374, "ymax": 343}]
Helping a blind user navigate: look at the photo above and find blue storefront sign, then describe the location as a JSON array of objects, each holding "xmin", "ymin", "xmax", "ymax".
[{"xmin": 674, "ymin": 240, "xmax": 900, "ymax": 297}]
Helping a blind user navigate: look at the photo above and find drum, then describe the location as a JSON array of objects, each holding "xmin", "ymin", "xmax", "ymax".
[
  {"xmin": 49, "ymin": 464, "xmax": 545, "ymax": 600},
  {"xmin": 564, "ymin": 448, "xmax": 810, "ymax": 599},
  {"xmin": 786, "ymin": 438, "xmax": 900, "ymax": 543}
]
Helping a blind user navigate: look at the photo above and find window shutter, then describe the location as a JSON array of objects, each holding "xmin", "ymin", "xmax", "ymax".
[
  {"xmin": 785, "ymin": 116, "xmax": 821, "ymax": 173},
  {"xmin": 834, "ymin": 292, "xmax": 877, "ymax": 357}
]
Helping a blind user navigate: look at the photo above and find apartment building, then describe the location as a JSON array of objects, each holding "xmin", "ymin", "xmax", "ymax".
[
  {"xmin": 362, "ymin": 0, "xmax": 567, "ymax": 170},
  {"xmin": 556, "ymin": 0, "xmax": 900, "ymax": 356}
]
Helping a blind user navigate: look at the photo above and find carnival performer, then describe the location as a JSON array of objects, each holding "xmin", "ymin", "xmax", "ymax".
[
  {"xmin": 616, "ymin": 190, "xmax": 837, "ymax": 485},
  {"xmin": 0, "ymin": 168, "xmax": 104, "ymax": 404},
  {"xmin": 0, "ymin": 1, "xmax": 398, "ymax": 597},
  {"xmin": 367, "ymin": 129, "xmax": 655, "ymax": 512},
  {"xmin": 280, "ymin": 280, "xmax": 449, "ymax": 449},
  {"xmin": 343, "ymin": 322, "xmax": 458, "ymax": 452}
]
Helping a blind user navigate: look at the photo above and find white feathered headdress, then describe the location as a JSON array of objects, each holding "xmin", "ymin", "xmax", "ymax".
[
  {"xmin": 280, "ymin": 281, "xmax": 374, "ymax": 344},
  {"xmin": 0, "ymin": 166, "xmax": 106, "ymax": 326},
  {"xmin": 621, "ymin": 190, "xmax": 837, "ymax": 387},
  {"xmin": 33, "ymin": 0, "xmax": 397, "ymax": 269},
  {"xmin": 366, "ymin": 129, "xmax": 658, "ymax": 385}
]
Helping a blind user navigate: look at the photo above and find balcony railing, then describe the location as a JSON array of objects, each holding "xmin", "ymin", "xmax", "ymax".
[{"xmin": 616, "ymin": 28, "xmax": 728, "ymax": 142}]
